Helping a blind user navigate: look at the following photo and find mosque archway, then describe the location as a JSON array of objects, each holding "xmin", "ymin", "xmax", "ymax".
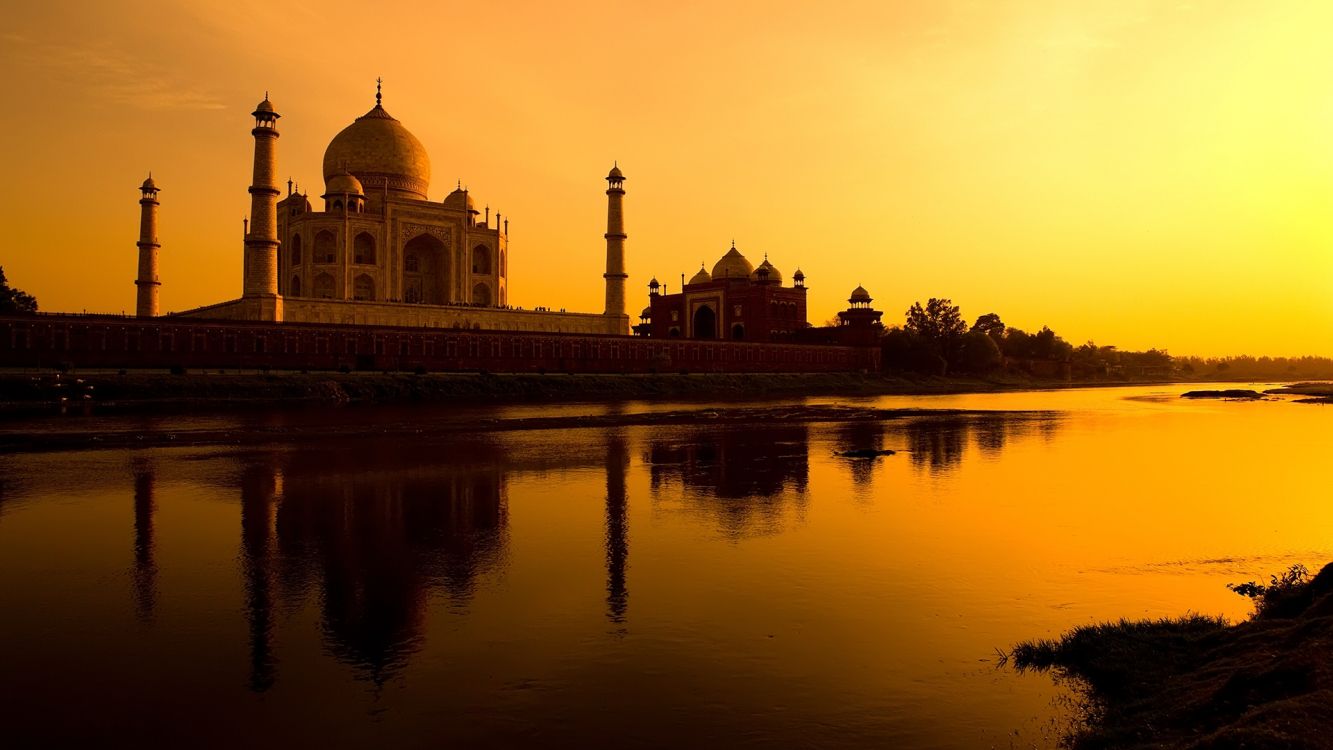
[
  {"xmin": 402, "ymin": 234, "xmax": 449, "ymax": 305},
  {"xmin": 732, "ymin": 323, "xmax": 745, "ymax": 340},
  {"xmin": 692, "ymin": 305, "xmax": 717, "ymax": 340}
]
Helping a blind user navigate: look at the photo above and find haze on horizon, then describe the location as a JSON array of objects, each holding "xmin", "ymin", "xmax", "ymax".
[{"xmin": 1, "ymin": 0, "xmax": 1330, "ymax": 358}]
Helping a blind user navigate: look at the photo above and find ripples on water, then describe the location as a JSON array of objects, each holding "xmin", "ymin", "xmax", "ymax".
[{"xmin": 0, "ymin": 384, "xmax": 1326, "ymax": 748}]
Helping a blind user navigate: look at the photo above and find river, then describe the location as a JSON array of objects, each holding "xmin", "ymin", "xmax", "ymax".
[{"xmin": 0, "ymin": 383, "xmax": 1326, "ymax": 748}]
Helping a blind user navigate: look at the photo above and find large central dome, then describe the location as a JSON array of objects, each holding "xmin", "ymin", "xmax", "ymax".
[{"xmin": 322, "ymin": 102, "xmax": 431, "ymax": 200}]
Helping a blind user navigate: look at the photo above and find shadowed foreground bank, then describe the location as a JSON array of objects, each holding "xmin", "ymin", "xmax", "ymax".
[
  {"xmin": 0, "ymin": 370, "xmax": 1137, "ymax": 415},
  {"xmin": 1013, "ymin": 563, "xmax": 1333, "ymax": 749}
]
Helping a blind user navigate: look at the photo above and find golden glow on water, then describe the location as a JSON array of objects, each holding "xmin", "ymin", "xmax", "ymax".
[
  {"xmin": 0, "ymin": 385, "xmax": 1327, "ymax": 746},
  {"xmin": 2, "ymin": 5, "xmax": 1332, "ymax": 354}
]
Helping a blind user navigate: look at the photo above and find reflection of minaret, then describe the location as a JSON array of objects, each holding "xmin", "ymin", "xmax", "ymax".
[
  {"xmin": 131, "ymin": 458, "xmax": 157, "ymax": 620},
  {"xmin": 604, "ymin": 434, "xmax": 630, "ymax": 624},
  {"xmin": 240, "ymin": 462, "xmax": 279, "ymax": 692}
]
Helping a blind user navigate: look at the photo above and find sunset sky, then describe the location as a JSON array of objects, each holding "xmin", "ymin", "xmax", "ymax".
[{"xmin": 1, "ymin": 0, "xmax": 1330, "ymax": 356}]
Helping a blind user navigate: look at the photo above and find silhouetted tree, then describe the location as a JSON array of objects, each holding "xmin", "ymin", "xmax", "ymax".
[
  {"xmin": 0, "ymin": 266, "xmax": 38, "ymax": 314},
  {"xmin": 955, "ymin": 329, "xmax": 1003, "ymax": 373},
  {"xmin": 880, "ymin": 327, "xmax": 945, "ymax": 375},
  {"xmin": 971, "ymin": 313, "xmax": 1005, "ymax": 345},
  {"xmin": 905, "ymin": 298, "xmax": 966, "ymax": 372}
]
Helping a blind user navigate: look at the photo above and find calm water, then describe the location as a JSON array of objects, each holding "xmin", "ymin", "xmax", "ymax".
[{"xmin": 0, "ymin": 384, "xmax": 1327, "ymax": 748}]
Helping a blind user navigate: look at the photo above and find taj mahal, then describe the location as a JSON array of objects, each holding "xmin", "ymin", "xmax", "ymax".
[{"xmin": 127, "ymin": 83, "xmax": 876, "ymax": 346}]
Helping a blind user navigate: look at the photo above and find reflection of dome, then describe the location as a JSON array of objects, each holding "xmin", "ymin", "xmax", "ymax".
[
  {"xmin": 443, "ymin": 186, "xmax": 476, "ymax": 212},
  {"xmin": 751, "ymin": 258, "xmax": 782, "ymax": 284},
  {"xmin": 325, "ymin": 170, "xmax": 364, "ymax": 196},
  {"xmin": 323, "ymin": 100, "xmax": 431, "ymax": 199},
  {"xmin": 711, "ymin": 245, "xmax": 753, "ymax": 280},
  {"xmin": 850, "ymin": 285, "xmax": 872, "ymax": 302},
  {"xmin": 689, "ymin": 265, "xmax": 712, "ymax": 285}
]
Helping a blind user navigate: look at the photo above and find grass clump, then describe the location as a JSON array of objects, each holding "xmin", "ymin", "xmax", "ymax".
[{"xmin": 1012, "ymin": 563, "xmax": 1333, "ymax": 749}]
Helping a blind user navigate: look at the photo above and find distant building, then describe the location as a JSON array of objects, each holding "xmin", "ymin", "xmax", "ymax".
[{"xmin": 145, "ymin": 83, "xmax": 628, "ymax": 335}]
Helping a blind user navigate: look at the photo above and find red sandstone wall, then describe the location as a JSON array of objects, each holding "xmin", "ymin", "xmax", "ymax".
[{"xmin": 0, "ymin": 314, "xmax": 880, "ymax": 374}]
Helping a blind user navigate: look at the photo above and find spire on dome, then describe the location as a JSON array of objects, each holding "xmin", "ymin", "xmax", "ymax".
[{"xmin": 376, "ymin": 77, "xmax": 382, "ymax": 106}]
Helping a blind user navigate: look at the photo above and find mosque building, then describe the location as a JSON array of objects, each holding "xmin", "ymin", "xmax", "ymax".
[
  {"xmin": 636, "ymin": 243, "xmax": 809, "ymax": 341},
  {"xmin": 159, "ymin": 84, "xmax": 629, "ymax": 335}
]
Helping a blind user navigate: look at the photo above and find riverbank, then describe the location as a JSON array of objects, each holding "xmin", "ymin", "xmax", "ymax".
[
  {"xmin": 1013, "ymin": 563, "xmax": 1333, "ymax": 749},
  {"xmin": 0, "ymin": 369, "xmax": 1176, "ymax": 416}
]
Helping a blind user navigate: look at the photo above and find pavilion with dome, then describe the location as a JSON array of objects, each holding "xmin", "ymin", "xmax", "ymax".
[{"xmin": 637, "ymin": 242, "xmax": 810, "ymax": 341}]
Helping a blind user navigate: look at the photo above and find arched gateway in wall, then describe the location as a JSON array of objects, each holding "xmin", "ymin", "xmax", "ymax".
[{"xmin": 403, "ymin": 234, "xmax": 448, "ymax": 305}]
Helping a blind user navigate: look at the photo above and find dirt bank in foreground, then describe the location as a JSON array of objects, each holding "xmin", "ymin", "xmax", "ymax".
[
  {"xmin": 0, "ymin": 370, "xmax": 1164, "ymax": 416},
  {"xmin": 1013, "ymin": 563, "xmax": 1333, "ymax": 749}
]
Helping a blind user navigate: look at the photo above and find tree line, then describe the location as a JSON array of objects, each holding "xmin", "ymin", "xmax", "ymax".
[{"xmin": 883, "ymin": 297, "xmax": 1193, "ymax": 379}]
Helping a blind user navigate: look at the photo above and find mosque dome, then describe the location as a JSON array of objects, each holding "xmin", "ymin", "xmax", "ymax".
[
  {"xmin": 323, "ymin": 99, "xmax": 431, "ymax": 200},
  {"xmin": 640, "ymin": 306, "xmax": 652, "ymax": 319},
  {"xmin": 751, "ymin": 258, "xmax": 782, "ymax": 284},
  {"xmin": 849, "ymin": 285, "xmax": 872, "ymax": 302},
  {"xmin": 689, "ymin": 265, "xmax": 712, "ymax": 285},
  {"xmin": 792, "ymin": 268, "xmax": 805, "ymax": 281},
  {"xmin": 140, "ymin": 175, "xmax": 158, "ymax": 191},
  {"xmin": 324, "ymin": 170, "xmax": 364, "ymax": 196},
  {"xmin": 608, "ymin": 164, "xmax": 625, "ymax": 180},
  {"xmin": 443, "ymin": 186, "xmax": 477, "ymax": 212},
  {"xmin": 711, "ymin": 244, "xmax": 754, "ymax": 280}
]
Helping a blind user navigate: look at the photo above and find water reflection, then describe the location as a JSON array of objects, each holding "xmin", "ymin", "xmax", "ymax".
[
  {"xmin": 605, "ymin": 434, "xmax": 630, "ymax": 625},
  {"xmin": 112, "ymin": 413, "xmax": 1059, "ymax": 694},
  {"xmin": 645, "ymin": 425, "xmax": 810, "ymax": 539},
  {"xmin": 130, "ymin": 457, "xmax": 157, "ymax": 622}
]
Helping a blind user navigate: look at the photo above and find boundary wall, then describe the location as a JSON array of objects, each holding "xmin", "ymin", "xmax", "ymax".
[{"xmin": 0, "ymin": 314, "xmax": 880, "ymax": 374}]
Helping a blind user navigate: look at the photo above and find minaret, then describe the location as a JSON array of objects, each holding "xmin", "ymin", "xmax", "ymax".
[
  {"xmin": 603, "ymin": 164, "xmax": 628, "ymax": 331},
  {"xmin": 134, "ymin": 175, "xmax": 161, "ymax": 317},
  {"xmin": 243, "ymin": 95, "xmax": 283, "ymax": 321}
]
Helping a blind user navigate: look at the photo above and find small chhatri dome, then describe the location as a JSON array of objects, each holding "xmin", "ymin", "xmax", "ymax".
[
  {"xmin": 711, "ymin": 243, "xmax": 754, "ymax": 280},
  {"xmin": 793, "ymin": 267, "xmax": 805, "ymax": 280},
  {"xmin": 640, "ymin": 306, "xmax": 652, "ymax": 319},
  {"xmin": 607, "ymin": 164, "xmax": 625, "ymax": 180},
  {"xmin": 648, "ymin": 276, "xmax": 660, "ymax": 287},
  {"xmin": 140, "ymin": 174, "xmax": 158, "ymax": 191},
  {"xmin": 444, "ymin": 185, "xmax": 477, "ymax": 212},
  {"xmin": 325, "ymin": 170, "xmax": 364, "ymax": 196},
  {"xmin": 255, "ymin": 97, "xmax": 275, "ymax": 113},
  {"xmin": 849, "ymin": 285, "xmax": 872, "ymax": 302},
  {"xmin": 689, "ymin": 264, "xmax": 712, "ymax": 285},
  {"xmin": 322, "ymin": 82, "xmax": 431, "ymax": 200},
  {"xmin": 751, "ymin": 258, "xmax": 782, "ymax": 284}
]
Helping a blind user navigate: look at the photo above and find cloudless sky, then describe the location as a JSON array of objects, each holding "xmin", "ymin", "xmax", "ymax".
[{"xmin": 1, "ymin": 0, "xmax": 1330, "ymax": 356}]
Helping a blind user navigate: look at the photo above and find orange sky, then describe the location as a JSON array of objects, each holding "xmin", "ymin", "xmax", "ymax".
[{"xmin": 1, "ymin": 0, "xmax": 1330, "ymax": 356}]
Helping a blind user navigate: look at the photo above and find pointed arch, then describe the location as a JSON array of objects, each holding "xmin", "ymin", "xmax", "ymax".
[
  {"xmin": 692, "ymin": 305, "xmax": 717, "ymax": 340},
  {"xmin": 353, "ymin": 274, "xmax": 376, "ymax": 301},
  {"xmin": 290, "ymin": 275, "xmax": 301, "ymax": 297},
  {"xmin": 472, "ymin": 282, "xmax": 491, "ymax": 306},
  {"xmin": 472, "ymin": 244, "xmax": 491, "ymax": 275},
  {"xmin": 402, "ymin": 234, "xmax": 448, "ymax": 305},
  {"xmin": 314, "ymin": 230, "xmax": 336, "ymax": 264},
  {"xmin": 313, "ymin": 272, "xmax": 335, "ymax": 299},
  {"xmin": 290, "ymin": 234, "xmax": 302, "ymax": 266},
  {"xmin": 354, "ymin": 232, "xmax": 376, "ymax": 265}
]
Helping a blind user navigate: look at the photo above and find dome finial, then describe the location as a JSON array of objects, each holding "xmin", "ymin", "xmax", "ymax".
[{"xmin": 376, "ymin": 77, "xmax": 382, "ymax": 106}]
